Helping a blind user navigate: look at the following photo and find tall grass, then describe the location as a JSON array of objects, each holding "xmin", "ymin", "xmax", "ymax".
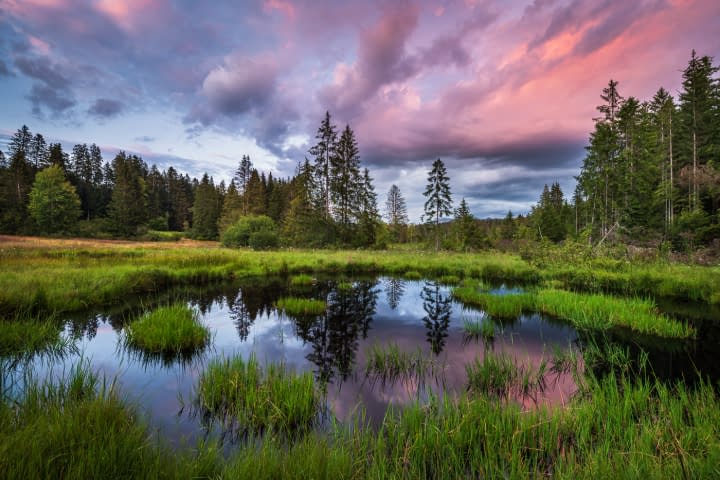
[
  {"xmin": 465, "ymin": 353, "xmax": 519, "ymax": 398},
  {"xmin": 275, "ymin": 297, "xmax": 326, "ymax": 316},
  {"xmin": 453, "ymin": 284, "xmax": 693, "ymax": 338},
  {"xmin": 2, "ymin": 356, "xmax": 719, "ymax": 478},
  {"xmin": 0, "ymin": 315, "xmax": 70, "ymax": 358},
  {"xmin": 289, "ymin": 274, "xmax": 315, "ymax": 287},
  {"xmin": 197, "ymin": 354, "xmax": 321, "ymax": 435},
  {"xmin": 0, "ymin": 363, "xmax": 220, "ymax": 480},
  {"xmin": 462, "ymin": 316, "xmax": 496, "ymax": 343},
  {"xmin": 453, "ymin": 287, "xmax": 535, "ymax": 318},
  {"xmin": 535, "ymin": 289, "xmax": 694, "ymax": 338},
  {"xmin": 364, "ymin": 343, "xmax": 439, "ymax": 384},
  {"xmin": 124, "ymin": 304, "xmax": 210, "ymax": 355}
]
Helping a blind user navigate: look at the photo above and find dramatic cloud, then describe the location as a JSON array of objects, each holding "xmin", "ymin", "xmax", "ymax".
[
  {"xmin": 88, "ymin": 98, "xmax": 124, "ymax": 118},
  {"xmin": 14, "ymin": 55, "xmax": 76, "ymax": 115},
  {"xmin": 1, "ymin": 0, "xmax": 719, "ymax": 217}
]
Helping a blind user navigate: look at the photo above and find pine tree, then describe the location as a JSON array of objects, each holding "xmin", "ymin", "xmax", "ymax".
[
  {"xmin": 453, "ymin": 197, "xmax": 479, "ymax": 250},
  {"xmin": 331, "ymin": 124, "xmax": 361, "ymax": 242},
  {"xmin": 423, "ymin": 158, "xmax": 453, "ymax": 251},
  {"xmin": 309, "ymin": 111, "xmax": 338, "ymax": 220},
  {"xmin": 28, "ymin": 133, "xmax": 48, "ymax": 169},
  {"xmin": 234, "ymin": 155, "xmax": 253, "ymax": 214},
  {"xmin": 191, "ymin": 174, "xmax": 221, "ymax": 240},
  {"xmin": 385, "ymin": 184, "xmax": 408, "ymax": 242},
  {"xmin": 244, "ymin": 169, "xmax": 267, "ymax": 216},
  {"xmin": 7, "ymin": 125, "xmax": 32, "ymax": 159},
  {"xmin": 356, "ymin": 168, "xmax": 379, "ymax": 247},
  {"xmin": 218, "ymin": 180, "xmax": 243, "ymax": 233},
  {"xmin": 677, "ymin": 51, "xmax": 719, "ymax": 213},
  {"xmin": 107, "ymin": 152, "xmax": 148, "ymax": 237},
  {"xmin": 283, "ymin": 160, "xmax": 322, "ymax": 246}
]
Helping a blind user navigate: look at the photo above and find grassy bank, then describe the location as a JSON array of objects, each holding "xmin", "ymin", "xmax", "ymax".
[
  {"xmin": 2, "ymin": 361, "xmax": 718, "ymax": 479},
  {"xmin": 0, "ymin": 236, "xmax": 718, "ymax": 320}
]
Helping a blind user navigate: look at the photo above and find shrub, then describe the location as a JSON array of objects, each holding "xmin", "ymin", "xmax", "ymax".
[
  {"xmin": 249, "ymin": 230, "xmax": 279, "ymax": 250},
  {"xmin": 221, "ymin": 215, "xmax": 277, "ymax": 248}
]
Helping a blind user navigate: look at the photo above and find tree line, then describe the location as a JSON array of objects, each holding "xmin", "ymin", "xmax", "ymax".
[{"xmin": 1, "ymin": 50, "xmax": 717, "ymax": 251}]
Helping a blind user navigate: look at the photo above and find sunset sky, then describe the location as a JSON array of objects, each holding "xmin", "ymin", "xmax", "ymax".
[{"xmin": 1, "ymin": 0, "xmax": 719, "ymax": 220}]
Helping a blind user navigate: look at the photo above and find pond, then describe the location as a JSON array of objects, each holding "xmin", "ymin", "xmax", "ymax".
[{"xmin": 2, "ymin": 276, "xmax": 716, "ymax": 448}]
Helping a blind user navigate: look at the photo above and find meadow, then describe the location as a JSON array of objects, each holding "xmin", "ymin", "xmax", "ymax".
[{"xmin": 1, "ymin": 235, "xmax": 719, "ymax": 478}]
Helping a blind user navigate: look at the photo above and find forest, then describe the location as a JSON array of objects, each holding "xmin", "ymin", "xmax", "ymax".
[{"xmin": 1, "ymin": 51, "xmax": 718, "ymax": 256}]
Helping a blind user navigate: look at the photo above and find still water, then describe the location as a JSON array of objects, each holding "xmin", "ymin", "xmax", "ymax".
[{"xmin": 4, "ymin": 276, "xmax": 715, "ymax": 447}]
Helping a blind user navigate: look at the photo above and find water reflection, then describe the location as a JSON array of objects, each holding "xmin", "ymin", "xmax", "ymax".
[
  {"xmin": 293, "ymin": 280, "xmax": 379, "ymax": 383},
  {"xmin": 421, "ymin": 281, "xmax": 452, "ymax": 355},
  {"xmin": 385, "ymin": 278, "xmax": 405, "ymax": 310},
  {"xmin": 8, "ymin": 275, "xmax": 716, "ymax": 448}
]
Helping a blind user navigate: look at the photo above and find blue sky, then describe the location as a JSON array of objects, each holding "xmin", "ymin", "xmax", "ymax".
[{"xmin": 1, "ymin": 0, "xmax": 718, "ymax": 221}]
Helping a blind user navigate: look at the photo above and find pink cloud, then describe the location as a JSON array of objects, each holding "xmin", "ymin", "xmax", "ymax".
[{"xmin": 263, "ymin": 0, "xmax": 296, "ymax": 20}]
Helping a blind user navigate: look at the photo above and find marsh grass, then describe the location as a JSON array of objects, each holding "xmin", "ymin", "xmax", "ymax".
[
  {"xmin": 437, "ymin": 274, "xmax": 461, "ymax": 285},
  {"xmin": 0, "ymin": 363, "xmax": 220, "ymax": 480},
  {"xmin": 453, "ymin": 287, "xmax": 535, "ymax": 318},
  {"xmin": 275, "ymin": 297, "xmax": 326, "ymax": 316},
  {"xmin": 453, "ymin": 284, "xmax": 693, "ymax": 338},
  {"xmin": 0, "ymin": 314, "xmax": 73, "ymax": 359},
  {"xmin": 364, "ymin": 343, "xmax": 439, "ymax": 385},
  {"xmin": 197, "ymin": 354, "xmax": 321, "ymax": 435},
  {"xmin": 403, "ymin": 270, "xmax": 422, "ymax": 280},
  {"xmin": 124, "ymin": 304, "xmax": 210, "ymax": 355},
  {"xmin": 2, "ymin": 355, "xmax": 719, "ymax": 478},
  {"xmin": 462, "ymin": 315, "xmax": 496, "ymax": 343},
  {"xmin": 289, "ymin": 274, "xmax": 315, "ymax": 287},
  {"xmin": 465, "ymin": 353, "xmax": 520, "ymax": 398},
  {"xmin": 535, "ymin": 289, "xmax": 694, "ymax": 338}
]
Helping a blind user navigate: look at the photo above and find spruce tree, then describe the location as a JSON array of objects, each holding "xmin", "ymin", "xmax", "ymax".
[
  {"xmin": 191, "ymin": 174, "xmax": 221, "ymax": 240},
  {"xmin": 423, "ymin": 158, "xmax": 453, "ymax": 251},
  {"xmin": 385, "ymin": 184, "xmax": 408, "ymax": 242},
  {"xmin": 331, "ymin": 124, "xmax": 361, "ymax": 242},
  {"xmin": 309, "ymin": 111, "xmax": 338, "ymax": 220}
]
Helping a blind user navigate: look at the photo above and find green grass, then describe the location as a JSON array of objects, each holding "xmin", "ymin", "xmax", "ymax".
[
  {"xmin": 462, "ymin": 316, "xmax": 496, "ymax": 342},
  {"xmin": 3, "ymin": 237, "xmax": 715, "ymax": 320},
  {"xmin": 197, "ymin": 354, "xmax": 321, "ymax": 434},
  {"xmin": 535, "ymin": 289, "xmax": 694, "ymax": 338},
  {"xmin": 465, "ymin": 353, "xmax": 520, "ymax": 398},
  {"xmin": 453, "ymin": 287, "xmax": 535, "ymax": 318},
  {"xmin": 0, "ymin": 315, "xmax": 70, "ymax": 358},
  {"xmin": 2, "ymin": 355, "xmax": 720, "ymax": 478},
  {"xmin": 403, "ymin": 270, "xmax": 423, "ymax": 280},
  {"xmin": 453, "ymin": 285, "xmax": 694, "ymax": 338},
  {"xmin": 0, "ymin": 363, "xmax": 220, "ymax": 480},
  {"xmin": 289, "ymin": 274, "xmax": 315, "ymax": 287},
  {"xmin": 365, "ymin": 343, "xmax": 438, "ymax": 383},
  {"xmin": 275, "ymin": 297, "xmax": 326, "ymax": 316},
  {"xmin": 437, "ymin": 274, "xmax": 461, "ymax": 285},
  {"xmin": 124, "ymin": 304, "xmax": 210, "ymax": 355}
]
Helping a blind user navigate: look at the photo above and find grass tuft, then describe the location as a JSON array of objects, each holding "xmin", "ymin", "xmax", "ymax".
[
  {"xmin": 124, "ymin": 304, "xmax": 210, "ymax": 355},
  {"xmin": 275, "ymin": 297, "xmax": 326, "ymax": 316},
  {"xmin": 197, "ymin": 354, "xmax": 320, "ymax": 434}
]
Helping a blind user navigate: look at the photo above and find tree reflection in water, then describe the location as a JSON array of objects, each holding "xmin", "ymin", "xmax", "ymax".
[
  {"xmin": 292, "ymin": 280, "xmax": 379, "ymax": 383},
  {"xmin": 384, "ymin": 278, "xmax": 405, "ymax": 310},
  {"xmin": 421, "ymin": 281, "xmax": 452, "ymax": 355}
]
